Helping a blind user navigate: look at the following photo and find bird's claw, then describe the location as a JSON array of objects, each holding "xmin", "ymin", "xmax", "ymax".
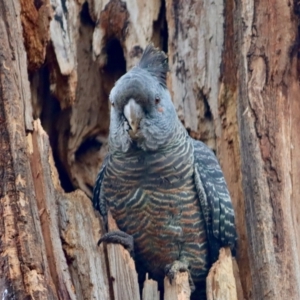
[
  {"xmin": 98, "ymin": 230, "xmax": 134, "ymax": 256},
  {"xmin": 164, "ymin": 260, "xmax": 195, "ymax": 292},
  {"xmin": 165, "ymin": 260, "xmax": 189, "ymax": 281}
]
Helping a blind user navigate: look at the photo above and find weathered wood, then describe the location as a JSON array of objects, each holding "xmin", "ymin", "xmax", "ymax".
[
  {"xmin": 28, "ymin": 120, "xmax": 77, "ymax": 299},
  {"xmin": 206, "ymin": 248, "xmax": 238, "ymax": 300},
  {"xmin": 0, "ymin": 1, "xmax": 55, "ymax": 298},
  {"xmin": 0, "ymin": 1, "xmax": 111, "ymax": 296},
  {"xmin": 0, "ymin": 0, "xmax": 33, "ymax": 131},
  {"xmin": 50, "ymin": 0, "xmax": 77, "ymax": 76},
  {"xmin": 20, "ymin": 0, "xmax": 52, "ymax": 72},
  {"xmin": 47, "ymin": 0, "xmax": 164, "ymax": 197},
  {"xmin": 92, "ymin": 0, "xmax": 161, "ymax": 68},
  {"xmin": 218, "ymin": 0, "xmax": 252, "ymax": 296},
  {"xmin": 106, "ymin": 211, "xmax": 141, "ymax": 300},
  {"xmin": 30, "ymin": 119, "xmax": 111, "ymax": 299},
  {"xmin": 232, "ymin": 258, "xmax": 244, "ymax": 300},
  {"xmin": 236, "ymin": 0, "xmax": 300, "ymax": 299},
  {"xmin": 166, "ymin": 0, "xmax": 223, "ymax": 144},
  {"xmin": 3, "ymin": 0, "xmax": 300, "ymax": 299},
  {"xmin": 165, "ymin": 2, "xmax": 251, "ymax": 297},
  {"xmin": 58, "ymin": 190, "xmax": 110, "ymax": 300},
  {"xmin": 163, "ymin": 272, "xmax": 191, "ymax": 300},
  {"xmin": 142, "ymin": 274, "xmax": 160, "ymax": 300}
]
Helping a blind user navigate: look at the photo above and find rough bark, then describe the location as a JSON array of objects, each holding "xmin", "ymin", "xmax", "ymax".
[
  {"xmin": 0, "ymin": 1, "xmax": 55, "ymax": 298},
  {"xmin": 166, "ymin": 0, "xmax": 251, "ymax": 297},
  {"xmin": 236, "ymin": 1, "xmax": 300, "ymax": 299},
  {"xmin": 1, "ymin": 0, "xmax": 300, "ymax": 299}
]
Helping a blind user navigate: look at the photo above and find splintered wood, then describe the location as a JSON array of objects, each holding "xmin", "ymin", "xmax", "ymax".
[
  {"xmin": 141, "ymin": 270, "xmax": 190, "ymax": 300},
  {"xmin": 106, "ymin": 211, "xmax": 141, "ymax": 300},
  {"xmin": 142, "ymin": 274, "xmax": 160, "ymax": 300},
  {"xmin": 164, "ymin": 272, "xmax": 191, "ymax": 300},
  {"xmin": 206, "ymin": 247, "xmax": 238, "ymax": 300}
]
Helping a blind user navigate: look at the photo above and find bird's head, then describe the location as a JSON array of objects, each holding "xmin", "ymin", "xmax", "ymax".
[{"xmin": 108, "ymin": 44, "xmax": 178, "ymax": 152}]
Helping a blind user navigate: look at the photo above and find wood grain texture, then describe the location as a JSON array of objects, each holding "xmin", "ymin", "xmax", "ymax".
[
  {"xmin": 163, "ymin": 272, "xmax": 191, "ymax": 300},
  {"xmin": 35, "ymin": 0, "xmax": 165, "ymax": 198},
  {"xmin": 165, "ymin": 1, "xmax": 251, "ymax": 298},
  {"xmin": 0, "ymin": 0, "xmax": 33, "ymax": 131},
  {"xmin": 58, "ymin": 190, "xmax": 110, "ymax": 300},
  {"xmin": 3, "ymin": 0, "xmax": 300, "ymax": 299},
  {"xmin": 166, "ymin": 0, "xmax": 223, "ymax": 147},
  {"xmin": 20, "ymin": 0, "xmax": 52, "ymax": 72},
  {"xmin": 232, "ymin": 258, "xmax": 244, "ymax": 300},
  {"xmin": 236, "ymin": 0, "xmax": 300, "ymax": 298},
  {"xmin": 0, "ymin": 2, "xmax": 55, "ymax": 297},
  {"xmin": 218, "ymin": 0, "xmax": 252, "ymax": 297},
  {"xmin": 206, "ymin": 248, "xmax": 238, "ymax": 300},
  {"xmin": 29, "ymin": 120, "xmax": 78, "ymax": 299},
  {"xmin": 30, "ymin": 121, "xmax": 111, "ymax": 299},
  {"xmin": 106, "ymin": 211, "xmax": 141, "ymax": 300},
  {"xmin": 50, "ymin": 0, "xmax": 77, "ymax": 76},
  {"xmin": 142, "ymin": 274, "xmax": 160, "ymax": 300},
  {"xmin": 0, "ymin": 4, "xmax": 111, "ymax": 294}
]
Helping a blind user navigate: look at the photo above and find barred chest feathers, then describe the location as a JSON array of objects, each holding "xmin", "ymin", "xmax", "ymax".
[{"xmin": 101, "ymin": 136, "xmax": 209, "ymax": 281}]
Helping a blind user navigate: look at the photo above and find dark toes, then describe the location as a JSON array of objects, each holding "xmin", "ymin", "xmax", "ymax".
[
  {"xmin": 164, "ymin": 263, "xmax": 172, "ymax": 275},
  {"xmin": 164, "ymin": 260, "xmax": 195, "ymax": 291},
  {"xmin": 164, "ymin": 264, "xmax": 176, "ymax": 281},
  {"xmin": 97, "ymin": 230, "xmax": 134, "ymax": 254}
]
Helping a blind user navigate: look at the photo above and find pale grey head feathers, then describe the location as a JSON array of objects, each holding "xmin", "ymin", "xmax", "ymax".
[
  {"xmin": 137, "ymin": 44, "xmax": 169, "ymax": 88},
  {"xmin": 109, "ymin": 44, "xmax": 178, "ymax": 153}
]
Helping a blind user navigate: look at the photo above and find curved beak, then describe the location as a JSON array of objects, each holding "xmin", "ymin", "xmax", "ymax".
[{"xmin": 123, "ymin": 99, "xmax": 142, "ymax": 134}]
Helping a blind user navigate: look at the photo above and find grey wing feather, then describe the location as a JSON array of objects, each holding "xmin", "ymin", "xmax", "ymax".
[
  {"xmin": 92, "ymin": 155, "xmax": 109, "ymax": 217},
  {"xmin": 193, "ymin": 140, "xmax": 237, "ymax": 261}
]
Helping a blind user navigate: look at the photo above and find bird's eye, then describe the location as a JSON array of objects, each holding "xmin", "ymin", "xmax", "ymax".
[
  {"xmin": 111, "ymin": 101, "xmax": 115, "ymax": 107},
  {"xmin": 155, "ymin": 96, "xmax": 160, "ymax": 105}
]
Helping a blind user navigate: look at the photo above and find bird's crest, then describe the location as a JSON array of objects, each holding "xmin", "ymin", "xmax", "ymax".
[{"xmin": 138, "ymin": 44, "xmax": 169, "ymax": 88}]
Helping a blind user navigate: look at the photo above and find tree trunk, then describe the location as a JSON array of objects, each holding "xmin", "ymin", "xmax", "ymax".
[
  {"xmin": 236, "ymin": 1, "xmax": 300, "ymax": 298},
  {"xmin": 1, "ymin": 0, "xmax": 300, "ymax": 299}
]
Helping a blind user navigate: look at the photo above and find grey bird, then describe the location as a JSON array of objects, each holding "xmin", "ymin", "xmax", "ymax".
[{"xmin": 93, "ymin": 44, "xmax": 237, "ymax": 298}]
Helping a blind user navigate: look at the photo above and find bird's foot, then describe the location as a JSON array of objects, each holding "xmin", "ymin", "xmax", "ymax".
[
  {"xmin": 164, "ymin": 260, "xmax": 195, "ymax": 292},
  {"xmin": 98, "ymin": 230, "xmax": 134, "ymax": 255}
]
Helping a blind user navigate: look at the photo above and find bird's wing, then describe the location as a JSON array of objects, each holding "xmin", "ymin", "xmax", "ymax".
[
  {"xmin": 92, "ymin": 154, "xmax": 110, "ymax": 217},
  {"xmin": 193, "ymin": 140, "xmax": 237, "ymax": 261}
]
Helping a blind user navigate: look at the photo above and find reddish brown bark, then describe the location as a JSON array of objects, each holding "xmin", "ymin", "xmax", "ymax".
[{"xmin": 236, "ymin": 1, "xmax": 300, "ymax": 298}]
